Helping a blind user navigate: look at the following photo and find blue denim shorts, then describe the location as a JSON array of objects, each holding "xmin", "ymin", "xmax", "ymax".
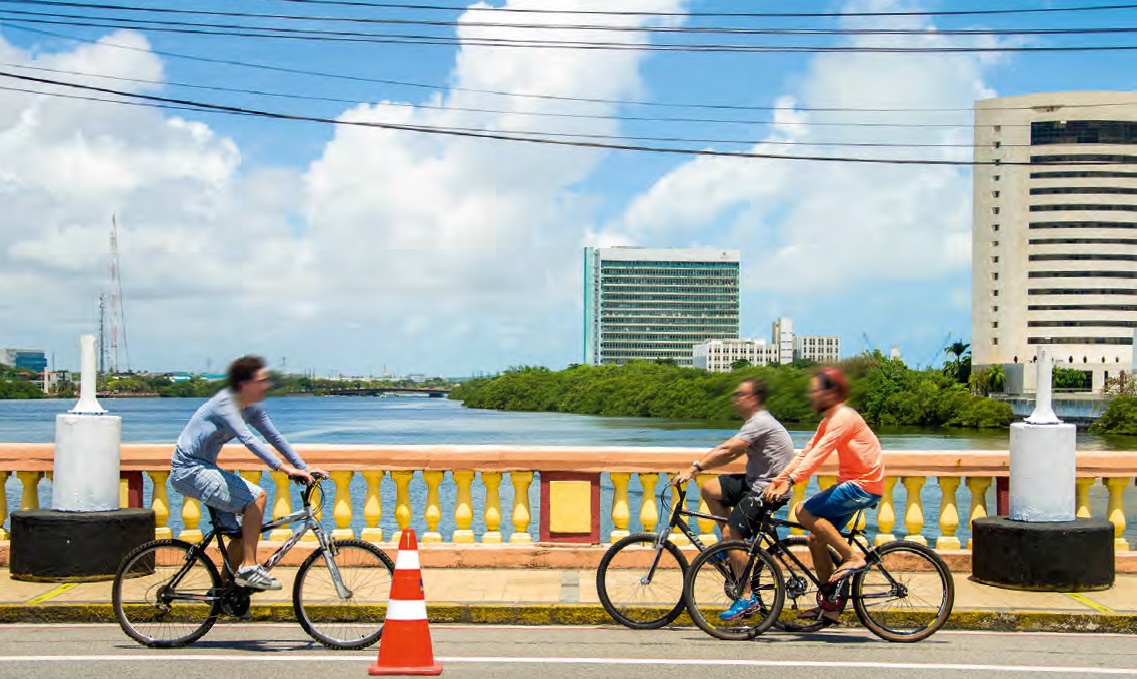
[
  {"xmin": 170, "ymin": 464, "xmax": 264, "ymax": 534},
  {"xmin": 802, "ymin": 481, "xmax": 880, "ymax": 529}
]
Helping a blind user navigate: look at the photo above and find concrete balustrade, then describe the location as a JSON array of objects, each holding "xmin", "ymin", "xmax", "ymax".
[{"xmin": 1, "ymin": 445, "xmax": 1135, "ymax": 556}]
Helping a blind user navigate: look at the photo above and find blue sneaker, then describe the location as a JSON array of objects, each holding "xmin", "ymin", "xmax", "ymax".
[{"xmin": 718, "ymin": 594, "xmax": 760, "ymax": 621}]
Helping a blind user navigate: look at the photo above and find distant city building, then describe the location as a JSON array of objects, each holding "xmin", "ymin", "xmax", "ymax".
[
  {"xmin": 43, "ymin": 370, "xmax": 70, "ymax": 394},
  {"xmin": 971, "ymin": 91, "xmax": 1137, "ymax": 394},
  {"xmin": 0, "ymin": 348, "xmax": 47, "ymax": 373},
  {"xmin": 693, "ymin": 318, "xmax": 841, "ymax": 371},
  {"xmin": 584, "ymin": 247, "xmax": 741, "ymax": 366}
]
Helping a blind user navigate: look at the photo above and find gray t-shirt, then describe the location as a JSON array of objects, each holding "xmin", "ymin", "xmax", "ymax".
[{"xmin": 735, "ymin": 409, "xmax": 796, "ymax": 494}]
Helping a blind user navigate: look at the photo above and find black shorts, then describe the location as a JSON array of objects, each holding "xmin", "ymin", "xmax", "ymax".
[{"xmin": 718, "ymin": 474, "xmax": 780, "ymax": 540}]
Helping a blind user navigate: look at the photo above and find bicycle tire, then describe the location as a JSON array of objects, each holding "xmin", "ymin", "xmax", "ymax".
[
  {"xmin": 293, "ymin": 539, "xmax": 396, "ymax": 650},
  {"xmin": 851, "ymin": 540, "xmax": 954, "ymax": 643},
  {"xmin": 772, "ymin": 535, "xmax": 842, "ymax": 633},
  {"xmin": 684, "ymin": 539, "xmax": 784, "ymax": 641},
  {"xmin": 596, "ymin": 533, "xmax": 689, "ymax": 629},
  {"xmin": 112, "ymin": 539, "xmax": 221, "ymax": 648}
]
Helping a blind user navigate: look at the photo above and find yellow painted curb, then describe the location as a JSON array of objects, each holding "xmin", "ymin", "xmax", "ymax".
[{"xmin": 0, "ymin": 604, "xmax": 1134, "ymax": 633}]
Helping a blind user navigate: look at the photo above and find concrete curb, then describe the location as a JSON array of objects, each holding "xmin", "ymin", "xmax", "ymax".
[{"xmin": 1, "ymin": 603, "xmax": 1135, "ymax": 634}]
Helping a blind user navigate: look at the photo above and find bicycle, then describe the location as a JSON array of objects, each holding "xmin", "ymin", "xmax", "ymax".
[
  {"xmin": 596, "ymin": 479, "xmax": 838, "ymax": 630},
  {"xmin": 112, "ymin": 476, "xmax": 396, "ymax": 649},
  {"xmin": 683, "ymin": 496, "xmax": 954, "ymax": 643}
]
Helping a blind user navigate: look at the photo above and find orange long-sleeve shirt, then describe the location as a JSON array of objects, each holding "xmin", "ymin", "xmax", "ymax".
[{"xmin": 778, "ymin": 405, "xmax": 885, "ymax": 496}]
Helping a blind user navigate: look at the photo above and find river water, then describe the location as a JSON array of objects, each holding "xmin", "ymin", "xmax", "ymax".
[{"xmin": 3, "ymin": 396, "xmax": 1135, "ymax": 544}]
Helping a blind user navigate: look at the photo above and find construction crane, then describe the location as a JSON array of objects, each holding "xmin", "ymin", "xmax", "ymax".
[
  {"xmin": 862, "ymin": 331, "xmax": 879, "ymax": 355},
  {"xmin": 924, "ymin": 331, "xmax": 954, "ymax": 370}
]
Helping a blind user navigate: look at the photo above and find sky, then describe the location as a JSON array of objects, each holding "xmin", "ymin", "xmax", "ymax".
[{"xmin": 1, "ymin": 0, "xmax": 1135, "ymax": 378}]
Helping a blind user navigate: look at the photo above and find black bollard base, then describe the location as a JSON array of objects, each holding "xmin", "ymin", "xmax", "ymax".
[
  {"xmin": 971, "ymin": 516, "xmax": 1114, "ymax": 592},
  {"xmin": 10, "ymin": 508, "xmax": 155, "ymax": 582}
]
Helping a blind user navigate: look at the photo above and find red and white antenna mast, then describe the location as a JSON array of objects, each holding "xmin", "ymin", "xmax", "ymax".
[{"xmin": 108, "ymin": 215, "xmax": 131, "ymax": 374}]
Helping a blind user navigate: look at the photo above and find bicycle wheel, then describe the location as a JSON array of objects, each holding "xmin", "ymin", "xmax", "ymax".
[
  {"xmin": 684, "ymin": 540, "xmax": 784, "ymax": 641},
  {"xmin": 596, "ymin": 533, "xmax": 689, "ymax": 629},
  {"xmin": 112, "ymin": 539, "xmax": 220, "ymax": 648},
  {"xmin": 294, "ymin": 539, "xmax": 396, "ymax": 649},
  {"xmin": 852, "ymin": 540, "xmax": 954, "ymax": 643},
  {"xmin": 773, "ymin": 536, "xmax": 842, "ymax": 633}
]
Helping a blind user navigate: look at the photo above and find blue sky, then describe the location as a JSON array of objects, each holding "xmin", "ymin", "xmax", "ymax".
[{"xmin": 1, "ymin": 0, "xmax": 1135, "ymax": 377}]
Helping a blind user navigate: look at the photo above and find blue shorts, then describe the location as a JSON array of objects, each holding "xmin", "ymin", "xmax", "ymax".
[
  {"xmin": 170, "ymin": 464, "xmax": 264, "ymax": 534},
  {"xmin": 801, "ymin": 481, "xmax": 880, "ymax": 529}
]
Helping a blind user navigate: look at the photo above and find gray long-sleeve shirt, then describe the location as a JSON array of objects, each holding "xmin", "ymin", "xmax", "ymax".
[{"xmin": 171, "ymin": 389, "xmax": 306, "ymax": 471}]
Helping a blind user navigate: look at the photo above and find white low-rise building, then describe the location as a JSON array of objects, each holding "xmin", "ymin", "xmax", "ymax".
[{"xmin": 693, "ymin": 318, "xmax": 842, "ymax": 371}]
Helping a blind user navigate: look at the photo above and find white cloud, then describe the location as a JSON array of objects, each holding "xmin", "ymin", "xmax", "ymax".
[{"xmin": 598, "ymin": 0, "xmax": 1002, "ymax": 294}]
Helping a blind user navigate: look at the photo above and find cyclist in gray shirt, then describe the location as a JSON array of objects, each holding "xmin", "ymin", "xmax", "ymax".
[
  {"xmin": 673, "ymin": 377, "xmax": 796, "ymax": 620},
  {"xmin": 170, "ymin": 355, "xmax": 325, "ymax": 591}
]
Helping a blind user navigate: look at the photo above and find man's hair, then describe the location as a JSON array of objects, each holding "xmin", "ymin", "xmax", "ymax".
[
  {"xmin": 814, "ymin": 366, "xmax": 849, "ymax": 401},
  {"xmin": 228, "ymin": 355, "xmax": 266, "ymax": 390},
  {"xmin": 740, "ymin": 377, "xmax": 767, "ymax": 406}
]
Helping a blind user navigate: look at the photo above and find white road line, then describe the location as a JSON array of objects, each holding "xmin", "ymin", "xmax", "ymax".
[{"xmin": 0, "ymin": 655, "xmax": 1134, "ymax": 674}]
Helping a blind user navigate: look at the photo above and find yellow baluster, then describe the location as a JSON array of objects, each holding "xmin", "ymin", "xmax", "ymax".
[
  {"xmin": 391, "ymin": 471, "xmax": 414, "ymax": 545},
  {"xmin": 874, "ymin": 477, "xmax": 898, "ymax": 546},
  {"xmin": 695, "ymin": 473, "xmax": 718, "ymax": 545},
  {"xmin": 268, "ymin": 470, "xmax": 294, "ymax": 541},
  {"xmin": 669, "ymin": 479, "xmax": 690, "ymax": 546},
  {"xmin": 936, "ymin": 477, "xmax": 962, "ymax": 551},
  {"xmin": 1105, "ymin": 477, "xmax": 1131, "ymax": 552},
  {"xmin": 331, "ymin": 471, "xmax": 355, "ymax": 540},
  {"xmin": 902, "ymin": 476, "xmax": 927, "ymax": 546},
  {"xmin": 609, "ymin": 472, "xmax": 631, "ymax": 542},
  {"xmin": 965, "ymin": 477, "xmax": 992, "ymax": 549},
  {"xmin": 179, "ymin": 497, "xmax": 203, "ymax": 542},
  {"xmin": 509, "ymin": 471, "xmax": 533, "ymax": 543},
  {"xmin": 17, "ymin": 471, "xmax": 39, "ymax": 510},
  {"xmin": 818, "ymin": 476, "xmax": 837, "ymax": 491},
  {"xmin": 639, "ymin": 473, "xmax": 660, "ymax": 533},
  {"xmin": 482, "ymin": 472, "xmax": 503, "ymax": 544},
  {"xmin": 361, "ymin": 470, "xmax": 385, "ymax": 543},
  {"xmin": 422, "ymin": 470, "xmax": 444, "ymax": 543},
  {"xmin": 452, "ymin": 470, "xmax": 475, "ymax": 544},
  {"xmin": 149, "ymin": 471, "xmax": 172, "ymax": 539},
  {"xmin": 119, "ymin": 475, "xmax": 130, "ymax": 509},
  {"xmin": 1075, "ymin": 477, "xmax": 1094, "ymax": 519},
  {"xmin": 788, "ymin": 481, "xmax": 808, "ymax": 536},
  {"xmin": 0, "ymin": 471, "xmax": 9, "ymax": 540}
]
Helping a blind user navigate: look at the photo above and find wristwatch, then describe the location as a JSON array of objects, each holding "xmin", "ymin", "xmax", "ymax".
[{"xmin": 691, "ymin": 460, "xmax": 702, "ymax": 471}]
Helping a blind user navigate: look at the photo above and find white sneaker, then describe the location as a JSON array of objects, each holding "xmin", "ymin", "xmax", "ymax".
[{"xmin": 234, "ymin": 565, "xmax": 282, "ymax": 591}]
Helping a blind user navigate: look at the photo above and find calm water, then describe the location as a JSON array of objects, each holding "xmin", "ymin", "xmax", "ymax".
[{"xmin": 3, "ymin": 396, "xmax": 1135, "ymax": 543}]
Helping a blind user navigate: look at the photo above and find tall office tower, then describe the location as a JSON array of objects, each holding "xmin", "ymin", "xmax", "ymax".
[
  {"xmin": 972, "ymin": 92, "xmax": 1137, "ymax": 393},
  {"xmin": 584, "ymin": 247, "xmax": 741, "ymax": 366}
]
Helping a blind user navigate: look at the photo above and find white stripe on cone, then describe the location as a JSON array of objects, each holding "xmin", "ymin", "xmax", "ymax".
[
  {"xmin": 395, "ymin": 549, "xmax": 420, "ymax": 571},
  {"xmin": 386, "ymin": 599, "xmax": 429, "ymax": 621}
]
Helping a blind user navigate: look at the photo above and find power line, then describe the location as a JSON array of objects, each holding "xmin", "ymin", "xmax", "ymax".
[
  {"xmin": 9, "ymin": 23, "xmax": 1136, "ymax": 117},
  {"xmin": 3, "ymin": 68, "xmax": 1132, "ymax": 166},
  {"xmin": 7, "ymin": 11, "xmax": 1137, "ymax": 53},
  {"xmin": 0, "ymin": 74, "xmax": 1023, "ymax": 148},
  {"xmin": 0, "ymin": 61, "xmax": 1014, "ymax": 132},
  {"xmin": 268, "ymin": 0, "xmax": 1137, "ymax": 20},
  {"xmin": 8, "ymin": 0, "xmax": 1137, "ymax": 38}
]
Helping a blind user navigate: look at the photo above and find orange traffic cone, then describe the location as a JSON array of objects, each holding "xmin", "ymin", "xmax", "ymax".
[{"xmin": 369, "ymin": 529, "xmax": 443, "ymax": 676}]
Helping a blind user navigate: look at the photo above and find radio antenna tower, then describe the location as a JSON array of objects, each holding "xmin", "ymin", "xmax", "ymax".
[
  {"xmin": 108, "ymin": 215, "xmax": 132, "ymax": 374},
  {"xmin": 98, "ymin": 293, "xmax": 108, "ymax": 375}
]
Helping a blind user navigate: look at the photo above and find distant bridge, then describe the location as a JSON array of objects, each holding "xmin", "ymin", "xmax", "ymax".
[{"xmin": 322, "ymin": 386, "xmax": 450, "ymax": 398}]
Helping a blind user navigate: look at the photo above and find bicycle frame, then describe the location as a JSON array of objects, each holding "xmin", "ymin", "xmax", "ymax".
[{"xmin": 161, "ymin": 480, "xmax": 351, "ymax": 603}]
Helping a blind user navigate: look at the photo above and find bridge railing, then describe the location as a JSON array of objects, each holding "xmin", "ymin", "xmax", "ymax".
[{"xmin": 1, "ymin": 445, "xmax": 1135, "ymax": 552}]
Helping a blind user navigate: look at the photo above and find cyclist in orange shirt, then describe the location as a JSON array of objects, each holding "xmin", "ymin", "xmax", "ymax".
[{"xmin": 763, "ymin": 366, "xmax": 884, "ymax": 622}]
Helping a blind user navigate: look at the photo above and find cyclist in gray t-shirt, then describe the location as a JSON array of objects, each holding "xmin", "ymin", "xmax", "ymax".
[{"xmin": 673, "ymin": 377, "xmax": 796, "ymax": 620}]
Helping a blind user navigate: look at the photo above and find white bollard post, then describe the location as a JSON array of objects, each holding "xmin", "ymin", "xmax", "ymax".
[
  {"xmin": 1009, "ymin": 347, "xmax": 1076, "ymax": 522},
  {"xmin": 51, "ymin": 335, "xmax": 122, "ymax": 512}
]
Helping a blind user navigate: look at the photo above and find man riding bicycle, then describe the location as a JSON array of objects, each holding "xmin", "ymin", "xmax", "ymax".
[
  {"xmin": 764, "ymin": 366, "xmax": 884, "ymax": 622},
  {"xmin": 169, "ymin": 355, "xmax": 326, "ymax": 591},
  {"xmin": 674, "ymin": 377, "xmax": 795, "ymax": 621}
]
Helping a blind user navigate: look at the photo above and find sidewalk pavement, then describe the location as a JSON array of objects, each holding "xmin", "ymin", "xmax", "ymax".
[{"xmin": 1, "ymin": 566, "xmax": 1135, "ymax": 633}]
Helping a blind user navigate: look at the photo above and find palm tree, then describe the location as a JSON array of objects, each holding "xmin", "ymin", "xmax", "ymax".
[{"xmin": 943, "ymin": 341, "xmax": 971, "ymax": 381}]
